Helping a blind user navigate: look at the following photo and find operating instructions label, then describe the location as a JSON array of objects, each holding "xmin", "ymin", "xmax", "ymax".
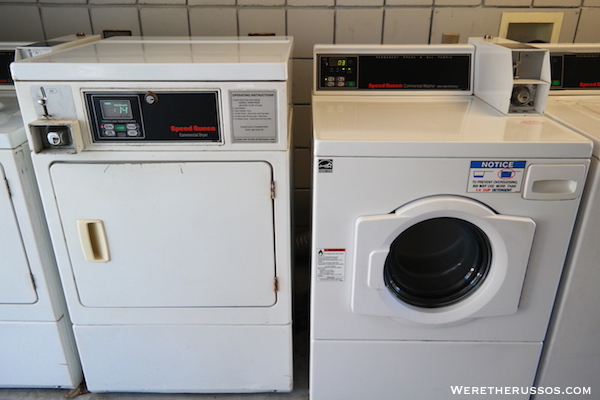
[
  {"xmin": 231, "ymin": 91, "xmax": 277, "ymax": 143},
  {"xmin": 468, "ymin": 160, "xmax": 526, "ymax": 193},
  {"xmin": 316, "ymin": 249, "xmax": 346, "ymax": 282}
]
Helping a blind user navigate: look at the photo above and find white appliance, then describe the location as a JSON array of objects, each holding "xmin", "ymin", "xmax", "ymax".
[
  {"xmin": 0, "ymin": 42, "xmax": 82, "ymax": 388},
  {"xmin": 310, "ymin": 44, "xmax": 592, "ymax": 400},
  {"xmin": 11, "ymin": 36, "xmax": 294, "ymax": 393},
  {"xmin": 15, "ymin": 34, "xmax": 100, "ymax": 60},
  {"xmin": 527, "ymin": 44, "xmax": 600, "ymax": 398}
]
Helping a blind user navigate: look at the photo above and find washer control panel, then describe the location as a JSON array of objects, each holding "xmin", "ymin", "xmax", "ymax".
[
  {"xmin": 549, "ymin": 53, "xmax": 600, "ymax": 89},
  {"xmin": 85, "ymin": 91, "xmax": 221, "ymax": 143},
  {"xmin": 317, "ymin": 53, "xmax": 472, "ymax": 91}
]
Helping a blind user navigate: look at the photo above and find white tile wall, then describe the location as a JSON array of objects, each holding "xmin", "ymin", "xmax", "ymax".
[
  {"xmin": 287, "ymin": 8, "xmax": 334, "ymax": 58},
  {"xmin": 238, "ymin": 8, "xmax": 286, "ymax": 36},
  {"xmin": 189, "ymin": 7, "xmax": 238, "ymax": 36},
  {"xmin": 336, "ymin": 8, "xmax": 384, "ymax": 44},
  {"xmin": 431, "ymin": 7, "xmax": 579, "ymax": 43},
  {"xmin": 575, "ymin": 8, "xmax": 600, "ymax": 42},
  {"xmin": 534, "ymin": 0, "xmax": 580, "ymax": 6},
  {"xmin": 90, "ymin": 0, "xmax": 136, "ymax": 4},
  {"xmin": 40, "ymin": 0, "xmax": 87, "ymax": 4},
  {"xmin": 292, "ymin": 58, "xmax": 313, "ymax": 105},
  {"xmin": 238, "ymin": 0, "xmax": 286, "ymax": 5},
  {"xmin": 140, "ymin": 0, "xmax": 186, "ymax": 5},
  {"xmin": 188, "ymin": 0, "xmax": 236, "ymax": 4},
  {"xmin": 292, "ymin": 105, "xmax": 312, "ymax": 149},
  {"xmin": 0, "ymin": 6, "xmax": 44, "ymax": 41},
  {"xmin": 91, "ymin": 7, "xmax": 141, "ymax": 36},
  {"xmin": 140, "ymin": 7, "xmax": 189, "ymax": 36},
  {"xmin": 0, "ymin": 1, "xmax": 597, "ymax": 230},
  {"xmin": 41, "ymin": 6, "xmax": 93, "ymax": 38},
  {"xmin": 384, "ymin": 8, "xmax": 432, "ymax": 43},
  {"xmin": 485, "ymin": 0, "xmax": 532, "ymax": 7}
]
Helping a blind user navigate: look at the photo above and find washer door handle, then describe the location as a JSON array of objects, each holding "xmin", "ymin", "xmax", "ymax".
[{"xmin": 77, "ymin": 219, "xmax": 110, "ymax": 263}]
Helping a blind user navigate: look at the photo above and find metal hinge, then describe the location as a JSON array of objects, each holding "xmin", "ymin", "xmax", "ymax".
[
  {"xmin": 273, "ymin": 277, "xmax": 279, "ymax": 292},
  {"xmin": 271, "ymin": 181, "xmax": 276, "ymax": 199}
]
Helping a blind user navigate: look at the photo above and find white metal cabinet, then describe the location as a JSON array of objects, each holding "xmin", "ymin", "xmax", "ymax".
[{"xmin": 0, "ymin": 164, "xmax": 37, "ymax": 304}]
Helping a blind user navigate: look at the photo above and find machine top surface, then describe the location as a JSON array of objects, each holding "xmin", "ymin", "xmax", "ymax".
[
  {"xmin": 312, "ymin": 95, "xmax": 592, "ymax": 158},
  {"xmin": 11, "ymin": 36, "xmax": 293, "ymax": 82},
  {"xmin": 546, "ymin": 96, "xmax": 600, "ymax": 157}
]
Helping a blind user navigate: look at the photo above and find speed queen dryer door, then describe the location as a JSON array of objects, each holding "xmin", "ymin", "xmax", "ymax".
[
  {"xmin": 0, "ymin": 164, "xmax": 37, "ymax": 304},
  {"xmin": 351, "ymin": 196, "xmax": 535, "ymax": 326},
  {"xmin": 50, "ymin": 161, "xmax": 276, "ymax": 308}
]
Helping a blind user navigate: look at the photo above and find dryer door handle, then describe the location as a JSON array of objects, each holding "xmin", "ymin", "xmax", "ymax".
[{"xmin": 77, "ymin": 219, "xmax": 111, "ymax": 263}]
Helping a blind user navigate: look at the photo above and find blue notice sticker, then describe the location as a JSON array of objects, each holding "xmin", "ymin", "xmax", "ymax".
[{"xmin": 468, "ymin": 161, "xmax": 526, "ymax": 193}]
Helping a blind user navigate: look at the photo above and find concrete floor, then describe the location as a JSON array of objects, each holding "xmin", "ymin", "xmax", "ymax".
[{"xmin": 0, "ymin": 254, "xmax": 311, "ymax": 400}]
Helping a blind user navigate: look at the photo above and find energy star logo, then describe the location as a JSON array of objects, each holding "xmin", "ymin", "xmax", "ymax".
[{"xmin": 318, "ymin": 159, "xmax": 333, "ymax": 173}]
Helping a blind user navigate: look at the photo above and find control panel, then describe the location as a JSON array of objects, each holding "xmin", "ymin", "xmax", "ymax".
[
  {"xmin": 0, "ymin": 50, "xmax": 15, "ymax": 85},
  {"xmin": 549, "ymin": 53, "xmax": 600, "ymax": 89},
  {"xmin": 317, "ymin": 54, "xmax": 472, "ymax": 91},
  {"xmin": 320, "ymin": 56, "xmax": 358, "ymax": 88},
  {"xmin": 85, "ymin": 91, "xmax": 221, "ymax": 143}
]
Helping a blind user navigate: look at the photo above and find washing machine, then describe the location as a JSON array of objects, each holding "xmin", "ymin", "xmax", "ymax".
[
  {"xmin": 0, "ymin": 42, "xmax": 82, "ymax": 388},
  {"xmin": 11, "ymin": 36, "xmax": 293, "ymax": 393},
  {"xmin": 524, "ymin": 44, "xmax": 600, "ymax": 398},
  {"xmin": 310, "ymin": 43, "xmax": 592, "ymax": 400}
]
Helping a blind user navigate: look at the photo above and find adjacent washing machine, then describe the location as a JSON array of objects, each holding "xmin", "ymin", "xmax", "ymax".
[
  {"xmin": 527, "ymin": 44, "xmax": 600, "ymax": 398},
  {"xmin": 310, "ymin": 43, "xmax": 592, "ymax": 399},
  {"xmin": 0, "ymin": 42, "xmax": 82, "ymax": 388},
  {"xmin": 11, "ymin": 36, "xmax": 294, "ymax": 393}
]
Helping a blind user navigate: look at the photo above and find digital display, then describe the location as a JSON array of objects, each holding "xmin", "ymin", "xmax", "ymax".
[
  {"xmin": 101, "ymin": 100, "xmax": 133, "ymax": 119},
  {"xmin": 330, "ymin": 57, "xmax": 348, "ymax": 67}
]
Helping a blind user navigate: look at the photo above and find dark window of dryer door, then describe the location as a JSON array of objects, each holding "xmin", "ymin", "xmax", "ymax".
[{"xmin": 383, "ymin": 217, "xmax": 491, "ymax": 308}]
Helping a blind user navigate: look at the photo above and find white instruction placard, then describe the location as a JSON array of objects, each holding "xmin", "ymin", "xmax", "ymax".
[
  {"xmin": 468, "ymin": 160, "xmax": 526, "ymax": 193},
  {"xmin": 316, "ymin": 249, "xmax": 346, "ymax": 282},
  {"xmin": 231, "ymin": 91, "xmax": 277, "ymax": 143}
]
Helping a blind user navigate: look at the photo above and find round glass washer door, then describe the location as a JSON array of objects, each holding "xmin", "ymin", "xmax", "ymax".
[{"xmin": 383, "ymin": 217, "xmax": 492, "ymax": 308}]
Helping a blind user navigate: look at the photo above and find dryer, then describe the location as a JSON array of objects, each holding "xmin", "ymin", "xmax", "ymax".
[
  {"xmin": 310, "ymin": 44, "xmax": 591, "ymax": 399},
  {"xmin": 527, "ymin": 44, "xmax": 600, "ymax": 398},
  {"xmin": 0, "ymin": 42, "xmax": 82, "ymax": 388},
  {"xmin": 11, "ymin": 36, "xmax": 293, "ymax": 393}
]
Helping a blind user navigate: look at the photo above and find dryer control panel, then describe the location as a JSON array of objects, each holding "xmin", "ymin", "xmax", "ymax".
[{"xmin": 85, "ymin": 91, "xmax": 221, "ymax": 143}]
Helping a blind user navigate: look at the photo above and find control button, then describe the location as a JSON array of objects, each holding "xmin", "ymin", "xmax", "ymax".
[
  {"xmin": 127, "ymin": 130, "xmax": 140, "ymax": 137},
  {"xmin": 337, "ymin": 81, "xmax": 345, "ymax": 87},
  {"xmin": 347, "ymin": 82, "xmax": 357, "ymax": 87},
  {"xmin": 337, "ymin": 76, "xmax": 345, "ymax": 82},
  {"xmin": 126, "ymin": 123, "xmax": 137, "ymax": 130},
  {"xmin": 104, "ymin": 130, "xmax": 116, "ymax": 137},
  {"xmin": 327, "ymin": 77, "xmax": 335, "ymax": 82},
  {"xmin": 104, "ymin": 123, "xmax": 114, "ymax": 130},
  {"xmin": 115, "ymin": 125, "xmax": 127, "ymax": 132},
  {"xmin": 327, "ymin": 81, "xmax": 335, "ymax": 87}
]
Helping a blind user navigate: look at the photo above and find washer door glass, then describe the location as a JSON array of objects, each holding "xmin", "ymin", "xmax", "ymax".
[{"xmin": 383, "ymin": 217, "xmax": 491, "ymax": 308}]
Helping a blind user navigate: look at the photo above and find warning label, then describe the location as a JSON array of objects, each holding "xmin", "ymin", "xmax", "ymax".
[
  {"xmin": 316, "ymin": 249, "xmax": 345, "ymax": 282},
  {"xmin": 468, "ymin": 160, "xmax": 526, "ymax": 193}
]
